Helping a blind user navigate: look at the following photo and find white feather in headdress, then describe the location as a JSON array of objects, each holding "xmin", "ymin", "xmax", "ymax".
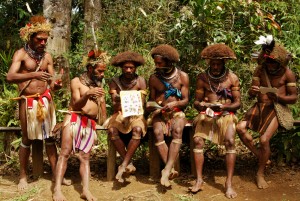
[{"xmin": 254, "ymin": 35, "xmax": 273, "ymax": 45}]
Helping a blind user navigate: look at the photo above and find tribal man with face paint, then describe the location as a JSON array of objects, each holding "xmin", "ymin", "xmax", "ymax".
[{"xmin": 147, "ymin": 44, "xmax": 189, "ymax": 188}]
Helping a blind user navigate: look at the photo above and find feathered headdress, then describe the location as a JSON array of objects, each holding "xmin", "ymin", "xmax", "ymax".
[
  {"xmin": 82, "ymin": 49, "xmax": 110, "ymax": 68},
  {"xmin": 255, "ymin": 35, "xmax": 290, "ymax": 67},
  {"xmin": 19, "ymin": 15, "xmax": 52, "ymax": 42}
]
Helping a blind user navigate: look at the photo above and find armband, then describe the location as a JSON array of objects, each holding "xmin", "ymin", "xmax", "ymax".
[
  {"xmin": 286, "ymin": 82, "xmax": 296, "ymax": 87},
  {"xmin": 196, "ymin": 89, "xmax": 204, "ymax": 94},
  {"xmin": 231, "ymin": 87, "xmax": 240, "ymax": 91}
]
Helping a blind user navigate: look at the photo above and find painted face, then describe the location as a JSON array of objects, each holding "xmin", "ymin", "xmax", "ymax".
[
  {"xmin": 265, "ymin": 58, "xmax": 281, "ymax": 75},
  {"xmin": 29, "ymin": 32, "xmax": 49, "ymax": 53},
  {"xmin": 91, "ymin": 63, "xmax": 106, "ymax": 85},
  {"xmin": 121, "ymin": 61, "xmax": 137, "ymax": 79},
  {"xmin": 209, "ymin": 59, "xmax": 225, "ymax": 77},
  {"xmin": 154, "ymin": 56, "xmax": 173, "ymax": 74}
]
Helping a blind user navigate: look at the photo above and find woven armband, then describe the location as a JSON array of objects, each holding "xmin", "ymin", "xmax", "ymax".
[{"xmin": 286, "ymin": 82, "xmax": 296, "ymax": 87}]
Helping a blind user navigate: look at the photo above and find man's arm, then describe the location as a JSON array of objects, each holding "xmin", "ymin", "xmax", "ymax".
[
  {"xmin": 71, "ymin": 78, "xmax": 104, "ymax": 111},
  {"xmin": 194, "ymin": 77, "xmax": 206, "ymax": 112},
  {"xmin": 109, "ymin": 80, "xmax": 121, "ymax": 112},
  {"xmin": 46, "ymin": 53, "xmax": 62, "ymax": 91},
  {"xmin": 146, "ymin": 75, "xmax": 158, "ymax": 113},
  {"xmin": 277, "ymin": 69, "xmax": 298, "ymax": 104},
  {"xmin": 221, "ymin": 73, "xmax": 241, "ymax": 112}
]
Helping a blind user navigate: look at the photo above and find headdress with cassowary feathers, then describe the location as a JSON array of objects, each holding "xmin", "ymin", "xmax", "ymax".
[
  {"xmin": 200, "ymin": 44, "xmax": 236, "ymax": 60},
  {"xmin": 111, "ymin": 51, "xmax": 145, "ymax": 67},
  {"xmin": 151, "ymin": 44, "xmax": 180, "ymax": 63},
  {"xmin": 255, "ymin": 35, "xmax": 291, "ymax": 67},
  {"xmin": 82, "ymin": 49, "xmax": 110, "ymax": 68},
  {"xmin": 19, "ymin": 15, "xmax": 52, "ymax": 42}
]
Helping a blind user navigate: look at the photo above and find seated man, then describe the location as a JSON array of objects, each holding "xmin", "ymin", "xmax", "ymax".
[
  {"xmin": 147, "ymin": 44, "xmax": 189, "ymax": 187},
  {"xmin": 106, "ymin": 51, "xmax": 147, "ymax": 183},
  {"xmin": 236, "ymin": 36, "xmax": 297, "ymax": 189},
  {"xmin": 191, "ymin": 44, "xmax": 240, "ymax": 199},
  {"xmin": 53, "ymin": 50, "xmax": 109, "ymax": 201}
]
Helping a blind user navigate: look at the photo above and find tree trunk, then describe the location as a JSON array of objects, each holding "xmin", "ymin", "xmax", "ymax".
[
  {"xmin": 83, "ymin": 0, "xmax": 102, "ymax": 52},
  {"xmin": 43, "ymin": 0, "xmax": 72, "ymax": 90}
]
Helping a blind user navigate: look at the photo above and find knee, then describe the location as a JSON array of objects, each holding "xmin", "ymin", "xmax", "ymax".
[
  {"xmin": 173, "ymin": 127, "xmax": 183, "ymax": 137},
  {"xmin": 21, "ymin": 138, "xmax": 32, "ymax": 148},
  {"xmin": 224, "ymin": 138, "xmax": 235, "ymax": 149},
  {"xmin": 59, "ymin": 147, "xmax": 71, "ymax": 159},
  {"xmin": 153, "ymin": 128, "xmax": 163, "ymax": 140},
  {"xmin": 108, "ymin": 128, "xmax": 119, "ymax": 139},
  {"xmin": 79, "ymin": 153, "xmax": 90, "ymax": 162},
  {"xmin": 236, "ymin": 122, "xmax": 245, "ymax": 135},
  {"xmin": 260, "ymin": 136, "xmax": 270, "ymax": 147},
  {"xmin": 193, "ymin": 137, "xmax": 204, "ymax": 148}
]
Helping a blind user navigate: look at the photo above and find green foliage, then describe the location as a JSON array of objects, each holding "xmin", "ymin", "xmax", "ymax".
[{"xmin": 0, "ymin": 83, "xmax": 19, "ymax": 127}]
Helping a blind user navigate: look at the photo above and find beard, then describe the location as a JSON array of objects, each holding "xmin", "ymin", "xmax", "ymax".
[{"xmin": 91, "ymin": 74, "xmax": 103, "ymax": 87}]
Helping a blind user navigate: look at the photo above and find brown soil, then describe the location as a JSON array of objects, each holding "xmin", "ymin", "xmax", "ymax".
[{"xmin": 1, "ymin": 145, "xmax": 300, "ymax": 201}]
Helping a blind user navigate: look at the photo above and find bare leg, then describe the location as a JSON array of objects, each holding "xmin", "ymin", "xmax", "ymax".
[
  {"xmin": 18, "ymin": 102, "xmax": 31, "ymax": 191},
  {"xmin": 18, "ymin": 142, "xmax": 31, "ymax": 191},
  {"xmin": 152, "ymin": 121, "xmax": 168, "ymax": 163},
  {"xmin": 189, "ymin": 136, "xmax": 205, "ymax": 193},
  {"xmin": 256, "ymin": 117, "xmax": 278, "ymax": 189},
  {"xmin": 116, "ymin": 127, "xmax": 142, "ymax": 182},
  {"xmin": 53, "ymin": 124, "xmax": 72, "ymax": 201},
  {"xmin": 78, "ymin": 151, "xmax": 97, "ymax": 201},
  {"xmin": 237, "ymin": 121, "xmax": 260, "ymax": 157},
  {"xmin": 160, "ymin": 118, "xmax": 185, "ymax": 187},
  {"xmin": 224, "ymin": 123, "xmax": 237, "ymax": 199}
]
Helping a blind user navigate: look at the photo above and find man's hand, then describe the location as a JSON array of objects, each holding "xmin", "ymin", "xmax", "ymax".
[
  {"xmin": 87, "ymin": 87, "xmax": 105, "ymax": 98},
  {"xmin": 35, "ymin": 71, "xmax": 51, "ymax": 82},
  {"xmin": 266, "ymin": 92, "xmax": 278, "ymax": 102},
  {"xmin": 249, "ymin": 85, "xmax": 260, "ymax": 96},
  {"xmin": 162, "ymin": 101, "xmax": 176, "ymax": 112}
]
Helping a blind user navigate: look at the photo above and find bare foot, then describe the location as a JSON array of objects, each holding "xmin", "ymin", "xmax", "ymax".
[
  {"xmin": 160, "ymin": 169, "xmax": 171, "ymax": 187},
  {"xmin": 188, "ymin": 179, "xmax": 204, "ymax": 193},
  {"xmin": 62, "ymin": 178, "xmax": 72, "ymax": 186},
  {"xmin": 81, "ymin": 188, "xmax": 97, "ymax": 201},
  {"xmin": 225, "ymin": 186, "xmax": 237, "ymax": 199},
  {"xmin": 18, "ymin": 177, "xmax": 28, "ymax": 191},
  {"xmin": 116, "ymin": 165, "xmax": 126, "ymax": 183},
  {"xmin": 52, "ymin": 177, "xmax": 72, "ymax": 186},
  {"xmin": 53, "ymin": 189, "xmax": 67, "ymax": 201},
  {"xmin": 125, "ymin": 163, "xmax": 136, "ymax": 174},
  {"xmin": 256, "ymin": 174, "xmax": 269, "ymax": 189},
  {"xmin": 168, "ymin": 168, "xmax": 179, "ymax": 180}
]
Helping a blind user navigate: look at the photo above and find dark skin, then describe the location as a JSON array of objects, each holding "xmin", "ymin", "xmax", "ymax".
[
  {"xmin": 192, "ymin": 59, "xmax": 240, "ymax": 198},
  {"xmin": 237, "ymin": 58, "xmax": 297, "ymax": 189},
  {"xmin": 53, "ymin": 63, "xmax": 106, "ymax": 201},
  {"xmin": 6, "ymin": 31, "xmax": 62, "ymax": 191},
  {"xmin": 108, "ymin": 61, "xmax": 147, "ymax": 183},
  {"xmin": 147, "ymin": 56, "xmax": 189, "ymax": 187}
]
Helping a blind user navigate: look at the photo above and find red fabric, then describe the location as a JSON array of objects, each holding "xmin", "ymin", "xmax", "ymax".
[{"xmin": 27, "ymin": 89, "xmax": 52, "ymax": 109}]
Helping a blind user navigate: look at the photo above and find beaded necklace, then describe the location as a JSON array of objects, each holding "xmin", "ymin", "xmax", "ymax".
[
  {"xmin": 24, "ymin": 43, "xmax": 45, "ymax": 64},
  {"xmin": 207, "ymin": 68, "xmax": 229, "ymax": 93}
]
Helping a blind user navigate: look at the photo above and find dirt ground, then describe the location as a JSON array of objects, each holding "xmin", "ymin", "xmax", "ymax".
[{"xmin": 1, "ymin": 145, "xmax": 300, "ymax": 201}]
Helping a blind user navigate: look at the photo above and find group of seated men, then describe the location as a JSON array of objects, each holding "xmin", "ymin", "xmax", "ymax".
[{"xmin": 7, "ymin": 15, "xmax": 298, "ymax": 201}]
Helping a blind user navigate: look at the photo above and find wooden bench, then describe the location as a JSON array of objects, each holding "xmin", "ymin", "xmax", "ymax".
[{"xmin": 1, "ymin": 120, "xmax": 300, "ymax": 180}]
